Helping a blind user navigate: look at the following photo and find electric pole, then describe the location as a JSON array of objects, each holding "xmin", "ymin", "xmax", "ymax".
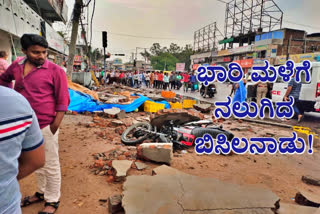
[
  {"xmin": 67, "ymin": 0, "xmax": 83, "ymax": 78},
  {"xmin": 286, "ymin": 35, "xmax": 292, "ymax": 60}
]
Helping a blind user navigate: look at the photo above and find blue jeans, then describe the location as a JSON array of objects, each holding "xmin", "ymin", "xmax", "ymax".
[{"xmin": 293, "ymin": 97, "xmax": 301, "ymax": 116}]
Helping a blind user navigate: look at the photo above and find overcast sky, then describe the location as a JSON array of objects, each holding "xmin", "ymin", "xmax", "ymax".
[{"xmin": 54, "ymin": 0, "xmax": 320, "ymax": 62}]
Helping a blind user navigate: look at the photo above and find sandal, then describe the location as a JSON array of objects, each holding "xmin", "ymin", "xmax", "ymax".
[
  {"xmin": 38, "ymin": 201, "xmax": 60, "ymax": 214},
  {"xmin": 21, "ymin": 192, "xmax": 44, "ymax": 207}
]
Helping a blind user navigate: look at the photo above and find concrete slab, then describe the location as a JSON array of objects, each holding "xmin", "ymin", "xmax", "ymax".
[
  {"xmin": 277, "ymin": 203, "xmax": 319, "ymax": 214},
  {"xmin": 137, "ymin": 143, "xmax": 173, "ymax": 165},
  {"xmin": 112, "ymin": 160, "xmax": 132, "ymax": 180},
  {"xmin": 122, "ymin": 174, "xmax": 279, "ymax": 214},
  {"xmin": 152, "ymin": 165, "xmax": 189, "ymax": 176},
  {"xmin": 135, "ymin": 162, "xmax": 148, "ymax": 170}
]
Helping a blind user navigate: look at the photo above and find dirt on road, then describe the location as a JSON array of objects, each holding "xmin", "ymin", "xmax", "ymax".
[{"xmin": 20, "ymin": 114, "xmax": 320, "ymax": 214}]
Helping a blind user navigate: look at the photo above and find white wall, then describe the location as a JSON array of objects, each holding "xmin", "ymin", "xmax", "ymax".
[{"xmin": 0, "ymin": 30, "xmax": 12, "ymax": 64}]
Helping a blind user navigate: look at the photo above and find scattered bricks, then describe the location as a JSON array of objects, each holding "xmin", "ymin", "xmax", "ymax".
[
  {"xmin": 302, "ymin": 175, "xmax": 320, "ymax": 186},
  {"xmin": 137, "ymin": 143, "xmax": 173, "ymax": 165},
  {"xmin": 94, "ymin": 159, "xmax": 104, "ymax": 169},
  {"xmin": 121, "ymin": 118, "xmax": 134, "ymax": 127},
  {"xmin": 131, "ymin": 161, "xmax": 137, "ymax": 169},
  {"xmin": 193, "ymin": 104, "xmax": 212, "ymax": 113},
  {"xmin": 107, "ymin": 160, "xmax": 113, "ymax": 167},
  {"xmin": 139, "ymin": 112, "xmax": 146, "ymax": 116},
  {"xmin": 127, "ymin": 146, "xmax": 137, "ymax": 151},
  {"xmin": 118, "ymin": 155, "xmax": 126, "ymax": 160},
  {"xmin": 111, "ymin": 120, "xmax": 125, "ymax": 126},
  {"xmin": 115, "ymin": 126, "xmax": 126, "ymax": 135},
  {"xmin": 108, "ymin": 195, "xmax": 124, "ymax": 214},
  {"xmin": 124, "ymin": 151, "xmax": 131, "ymax": 158},
  {"xmin": 107, "ymin": 170, "xmax": 113, "ymax": 175},
  {"xmin": 72, "ymin": 111, "xmax": 78, "ymax": 115},
  {"xmin": 98, "ymin": 171, "xmax": 106, "ymax": 176},
  {"xmin": 112, "ymin": 160, "xmax": 133, "ymax": 181},
  {"xmin": 106, "ymin": 175, "xmax": 115, "ymax": 183},
  {"xmin": 117, "ymin": 110, "xmax": 126, "ymax": 119},
  {"xmin": 84, "ymin": 111, "xmax": 91, "ymax": 116}
]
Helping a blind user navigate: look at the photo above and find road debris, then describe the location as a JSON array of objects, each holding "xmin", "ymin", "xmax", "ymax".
[{"xmin": 137, "ymin": 143, "xmax": 173, "ymax": 165}]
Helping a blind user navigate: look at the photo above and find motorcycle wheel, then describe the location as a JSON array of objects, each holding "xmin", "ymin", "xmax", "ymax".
[
  {"xmin": 191, "ymin": 128, "xmax": 234, "ymax": 143},
  {"xmin": 121, "ymin": 122, "xmax": 152, "ymax": 145}
]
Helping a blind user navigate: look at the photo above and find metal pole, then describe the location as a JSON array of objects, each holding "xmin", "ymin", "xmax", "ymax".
[
  {"xmin": 286, "ymin": 35, "xmax": 292, "ymax": 60},
  {"xmin": 103, "ymin": 47, "xmax": 106, "ymax": 72}
]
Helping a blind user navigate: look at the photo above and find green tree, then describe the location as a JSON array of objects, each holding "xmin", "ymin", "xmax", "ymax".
[{"xmin": 151, "ymin": 52, "xmax": 179, "ymax": 71}]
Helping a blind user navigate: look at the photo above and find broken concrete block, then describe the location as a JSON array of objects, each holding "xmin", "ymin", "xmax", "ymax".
[
  {"xmin": 135, "ymin": 162, "xmax": 148, "ymax": 170},
  {"xmin": 193, "ymin": 104, "xmax": 211, "ymax": 113},
  {"xmin": 302, "ymin": 175, "xmax": 320, "ymax": 187},
  {"xmin": 137, "ymin": 143, "xmax": 173, "ymax": 165},
  {"xmin": 277, "ymin": 202, "xmax": 319, "ymax": 214},
  {"xmin": 117, "ymin": 110, "xmax": 126, "ymax": 119},
  {"xmin": 104, "ymin": 107, "xmax": 121, "ymax": 117},
  {"xmin": 122, "ymin": 175, "xmax": 279, "ymax": 214},
  {"xmin": 152, "ymin": 165, "xmax": 188, "ymax": 176},
  {"xmin": 295, "ymin": 190, "xmax": 320, "ymax": 207},
  {"xmin": 111, "ymin": 120, "xmax": 125, "ymax": 126},
  {"xmin": 108, "ymin": 195, "xmax": 124, "ymax": 214},
  {"xmin": 112, "ymin": 160, "xmax": 132, "ymax": 181}
]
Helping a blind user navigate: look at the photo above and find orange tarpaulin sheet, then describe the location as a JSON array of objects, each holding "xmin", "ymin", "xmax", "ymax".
[{"xmin": 68, "ymin": 79, "xmax": 100, "ymax": 101}]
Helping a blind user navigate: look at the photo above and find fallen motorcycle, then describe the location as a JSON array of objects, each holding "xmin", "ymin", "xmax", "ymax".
[{"xmin": 121, "ymin": 116, "xmax": 234, "ymax": 149}]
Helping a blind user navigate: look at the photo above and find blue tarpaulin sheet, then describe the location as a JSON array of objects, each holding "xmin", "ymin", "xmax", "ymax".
[{"xmin": 68, "ymin": 89, "xmax": 170, "ymax": 113}]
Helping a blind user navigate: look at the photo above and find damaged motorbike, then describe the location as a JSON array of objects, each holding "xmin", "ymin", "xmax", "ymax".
[{"xmin": 121, "ymin": 112, "xmax": 234, "ymax": 150}]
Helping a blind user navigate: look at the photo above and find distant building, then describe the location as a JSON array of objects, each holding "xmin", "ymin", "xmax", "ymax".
[
  {"xmin": 0, "ymin": 0, "xmax": 68, "ymax": 65},
  {"xmin": 191, "ymin": 28, "xmax": 320, "ymax": 71}
]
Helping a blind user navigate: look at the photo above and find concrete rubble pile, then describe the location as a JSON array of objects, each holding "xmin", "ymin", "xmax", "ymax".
[{"xmin": 107, "ymin": 166, "xmax": 320, "ymax": 214}]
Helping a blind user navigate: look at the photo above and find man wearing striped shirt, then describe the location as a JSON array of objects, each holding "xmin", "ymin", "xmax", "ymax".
[{"xmin": 0, "ymin": 86, "xmax": 45, "ymax": 214}]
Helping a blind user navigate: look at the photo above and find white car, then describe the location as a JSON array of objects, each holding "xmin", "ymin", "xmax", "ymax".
[{"xmin": 272, "ymin": 62, "xmax": 320, "ymax": 113}]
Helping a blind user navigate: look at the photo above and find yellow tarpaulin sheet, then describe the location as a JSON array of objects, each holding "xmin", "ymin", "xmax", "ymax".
[{"xmin": 90, "ymin": 70, "xmax": 100, "ymax": 87}]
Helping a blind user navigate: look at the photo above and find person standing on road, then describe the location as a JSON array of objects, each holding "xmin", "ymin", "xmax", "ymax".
[
  {"xmin": 232, "ymin": 71, "xmax": 247, "ymax": 111},
  {"xmin": 169, "ymin": 72, "xmax": 175, "ymax": 90},
  {"xmin": 153, "ymin": 71, "xmax": 158, "ymax": 89},
  {"xmin": 176, "ymin": 72, "xmax": 182, "ymax": 89},
  {"xmin": 0, "ymin": 86, "xmax": 45, "ymax": 214},
  {"xmin": 190, "ymin": 72, "xmax": 197, "ymax": 92},
  {"xmin": 283, "ymin": 73, "xmax": 304, "ymax": 122},
  {"xmin": 150, "ymin": 71, "xmax": 154, "ymax": 88},
  {"xmin": 145, "ymin": 71, "xmax": 150, "ymax": 88},
  {"xmin": 255, "ymin": 80, "xmax": 268, "ymax": 107},
  {"xmin": 163, "ymin": 73, "xmax": 169, "ymax": 90},
  {"xmin": 0, "ymin": 51, "xmax": 9, "ymax": 76},
  {"xmin": 158, "ymin": 71, "xmax": 164, "ymax": 89},
  {"xmin": 0, "ymin": 34, "xmax": 70, "ymax": 214},
  {"xmin": 183, "ymin": 72, "xmax": 190, "ymax": 93}
]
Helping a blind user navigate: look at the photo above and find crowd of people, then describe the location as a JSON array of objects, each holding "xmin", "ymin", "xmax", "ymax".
[{"xmin": 94, "ymin": 70, "xmax": 200, "ymax": 93}]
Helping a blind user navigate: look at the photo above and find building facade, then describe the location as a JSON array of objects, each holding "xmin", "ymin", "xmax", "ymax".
[{"xmin": 0, "ymin": 0, "xmax": 68, "ymax": 65}]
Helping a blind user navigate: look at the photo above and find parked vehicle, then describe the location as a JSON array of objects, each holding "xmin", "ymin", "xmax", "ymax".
[
  {"xmin": 200, "ymin": 83, "xmax": 217, "ymax": 98},
  {"xmin": 272, "ymin": 62, "xmax": 320, "ymax": 112}
]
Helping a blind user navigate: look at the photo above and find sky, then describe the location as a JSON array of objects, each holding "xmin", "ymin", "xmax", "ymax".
[{"xmin": 54, "ymin": 0, "xmax": 320, "ymax": 63}]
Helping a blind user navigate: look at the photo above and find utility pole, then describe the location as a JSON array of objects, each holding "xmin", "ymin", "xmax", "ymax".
[
  {"xmin": 286, "ymin": 35, "xmax": 292, "ymax": 60},
  {"xmin": 67, "ymin": 0, "xmax": 83, "ymax": 78}
]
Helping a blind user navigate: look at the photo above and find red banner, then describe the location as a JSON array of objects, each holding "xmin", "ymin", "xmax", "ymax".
[
  {"xmin": 233, "ymin": 59, "xmax": 253, "ymax": 68},
  {"xmin": 192, "ymin": 64, "xmax": 199, "ymax": 70}
]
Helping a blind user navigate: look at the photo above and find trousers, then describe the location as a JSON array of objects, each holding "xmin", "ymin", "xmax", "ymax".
[{"xmin": 35, "ymin": 126, "xmax": 61, "ymax": 203}]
